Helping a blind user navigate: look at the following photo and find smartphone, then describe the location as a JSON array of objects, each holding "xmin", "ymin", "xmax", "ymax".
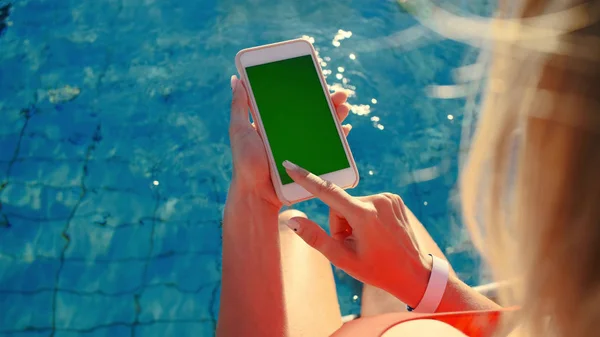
[{"xmin": 235, "ymin": 38, "xmax": 359, "ymax": 205}]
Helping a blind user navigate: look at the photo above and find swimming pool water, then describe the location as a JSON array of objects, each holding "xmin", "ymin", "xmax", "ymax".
[{"xmin": 0, "ymin": 0, "xmax": 492, "ymax": 335}]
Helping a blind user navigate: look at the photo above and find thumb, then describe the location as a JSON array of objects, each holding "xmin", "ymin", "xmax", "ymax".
[
  {"xmin": 229, "ymin": 75, "xmax": 250, "ymax": 136},
  {"xmin": 287, "ymin": 217, "xmax": 352, "ymax": 268}
]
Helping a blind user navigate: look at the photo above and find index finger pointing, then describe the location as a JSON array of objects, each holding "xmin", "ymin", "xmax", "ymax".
[{"xmin": 282, "ymin": 160, "xmax": 360, "ymax": 216}]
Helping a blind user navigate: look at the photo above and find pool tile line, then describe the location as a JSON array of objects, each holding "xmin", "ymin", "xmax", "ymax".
[
  {"xmin": 0, "ymin": 3, "xmax": 11, "ymax": 38},
  {"xmin": 0, "ymin": 106, "xmax": 36, "ymax": 228},
  {"xmin": 131, "ymin": 163, "xmax": 160, "ymax": 337},
  {"xmin": 2, "ymin": 200, "xmax": 219, "ymax": 225},
  {"xmin": 0, "ymin": 247, "xmax": 221, "ymax": 264},
  {"xmin": 0, "ymin": 280, "xmax": 220, "ymax": 297},
  {"xmin": 208, "ymin": 176, "xmax": 223, "ymax": 330},
  {"xmin": 0, "ymin": 318, "xmax": 216, "ymax": 335},
  {"xmin": 49, "ymin": 123, "xmax": 102, "ymax": 337}
]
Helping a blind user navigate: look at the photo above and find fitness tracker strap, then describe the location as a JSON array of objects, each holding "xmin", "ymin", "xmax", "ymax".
[{"xmin": 407, "ymin": 254, "xmax": 450, "ymax": 313}]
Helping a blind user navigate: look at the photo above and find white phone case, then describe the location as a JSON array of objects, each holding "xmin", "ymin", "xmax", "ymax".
[{"xmin": 235, "ymin": 38, "xmax": 359, "ymax": 205}]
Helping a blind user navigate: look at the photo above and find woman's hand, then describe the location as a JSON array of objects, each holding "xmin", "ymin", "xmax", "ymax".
[
  {"xmin": 281, "ymin": 161, "xmax": 432, "ymax": 308},
  {"xmin": 228, "ymin": 75, "xmax": 353, "ymax": 208}
]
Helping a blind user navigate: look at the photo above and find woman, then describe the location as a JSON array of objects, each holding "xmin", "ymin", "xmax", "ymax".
[{"xmin": 217, "ymin": 0, "xmax": 600, "ymax": 335}]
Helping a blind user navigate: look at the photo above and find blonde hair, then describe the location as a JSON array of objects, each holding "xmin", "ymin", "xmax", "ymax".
[{"xmin": 461, "ymin": 1, "xmax": 600, "ymax": 336}]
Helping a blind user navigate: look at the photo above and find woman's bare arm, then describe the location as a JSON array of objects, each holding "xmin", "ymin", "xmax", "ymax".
[
  {"xmin": 405, "ymin": 208, "xmax": 501, "ymax": 312},
  {"xmin": 216, "ymin": 184, "xmax": 284, "ymax": 336}
]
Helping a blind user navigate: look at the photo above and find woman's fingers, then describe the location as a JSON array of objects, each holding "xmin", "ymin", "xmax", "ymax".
[
  {"xmin": 287, "ymin": 216, "xmax": 353, "ymax": 268},
  {"xmin": 282, "ymin": 160, "xmax": 361, "ymax": 218},
  {"xmin": 342, "ymin": 124, "xmax": 352, "ymax": 136},
  {"xmin": 336, "ymin": 103, "xmax": 351, "ymax": 122},
  {"xmin": 332, "ymin": 91, "xmax": 350, "ymax": 123},
  {"xmin": 229, "ymin": 75, "xmax": 252, "ymax": 136},
  {"xmin": 331, "ymin": 91, "xmax": 349, "ymax": 106}
]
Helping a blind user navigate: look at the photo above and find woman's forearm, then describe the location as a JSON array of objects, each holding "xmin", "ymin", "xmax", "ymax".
[
  {"xmin": 216, "ymin": 184, "xmax": 284, "ymax": 336},
  {"xmin": 393, "ymin": 209, "xmax": 502, "ymax": 313},
  {"xmin": 436, "ymin": 275, "xmax": 501, "ymax": 312},
  {"xmin": 391, "ymin": 262, "xmax": 500, "ymax": 313}
]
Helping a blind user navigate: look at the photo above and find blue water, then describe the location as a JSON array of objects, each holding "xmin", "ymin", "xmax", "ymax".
[{"xmin": 0, "ymin": 0, "xmax": 491, "ymax": 336}]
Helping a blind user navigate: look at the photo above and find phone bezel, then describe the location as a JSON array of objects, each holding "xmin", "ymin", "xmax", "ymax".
[{"xmin": 235, "ymin": 38, "xmax": 359, "ymax": 205}]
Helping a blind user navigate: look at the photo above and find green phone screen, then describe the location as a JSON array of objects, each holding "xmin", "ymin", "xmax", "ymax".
[{"xmin": 246, "ymin": 55, "xmax": 351, "ymax": 185}]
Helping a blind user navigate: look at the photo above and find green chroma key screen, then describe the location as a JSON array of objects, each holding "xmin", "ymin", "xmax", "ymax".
[{"xmin": 246, "ymin": 55, "xmax": 350, "ymax": 185}]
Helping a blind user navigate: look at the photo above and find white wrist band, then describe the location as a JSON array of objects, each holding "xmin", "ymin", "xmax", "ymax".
[{"xmin": 407, "ymin": 254, "xmax": 450, "ymax": 313}]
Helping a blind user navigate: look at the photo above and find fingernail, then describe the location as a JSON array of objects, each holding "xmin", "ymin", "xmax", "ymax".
[
  {"xmin": 287, "ymin": 218, "xmax": 300, "ymax": 232},
  {"xmin": 283, "ymin": 160, "xmax": 310, "ymax": 176},
  {"xmin": 230, "ymin": 75, "xmax": 237, "ymax": 91},
  {"xmin": 344, "ymin": 124, "xmax": 353, "ymax": 131},
  {"xmin": 282, "ymin": 160, "xmax": 299, "ymax": 171}
]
